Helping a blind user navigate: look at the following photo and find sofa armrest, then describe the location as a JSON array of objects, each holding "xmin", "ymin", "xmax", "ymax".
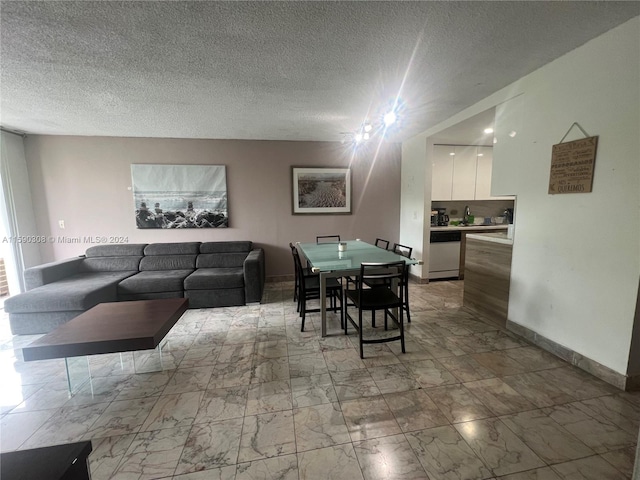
[
  {"xmin": 24, "ymin": 257, "xmax": 84, "ymax": 290},
  {"xmin": 243, "ymin": 248, "xmax": 265, "ymax": 303}
]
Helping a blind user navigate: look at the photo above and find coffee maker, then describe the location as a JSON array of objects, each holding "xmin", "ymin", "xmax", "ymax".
[{"xmin": 434, "ymin": 208, "xmax": 449, "ymax": 226}]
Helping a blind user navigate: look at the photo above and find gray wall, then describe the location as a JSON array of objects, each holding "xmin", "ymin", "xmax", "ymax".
[{"xmin": 24, "ymin": 136, "xmax": 402, "ymax": 279}]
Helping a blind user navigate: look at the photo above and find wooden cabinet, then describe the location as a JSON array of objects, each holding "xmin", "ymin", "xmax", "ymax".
[
  {"xmin": 431, "ymin": 145, "xmax": 496, "ymax": 201},
  {"xmin": 463, "ymin": 235, "xmax": 513, "ymax": 327}
]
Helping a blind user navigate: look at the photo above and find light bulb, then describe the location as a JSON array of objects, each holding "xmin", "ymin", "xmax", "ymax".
[
  {"xmin": 363, "ymin": 132, "xmax": 370, "ymax": 140},
  {"xmin": 484, "ymin": 127, "xmax": 494, "ymax": 134},
  {"xmin": 354, "ymin": 133, "xmax": 363, "ymax": 142},
  {"xmin": 383, "ymin": 111, "xmax": 396, "ymax": 126},
  {"xmin": 364, "ymin": 123, "xmax": 372, "ymax": 132}
]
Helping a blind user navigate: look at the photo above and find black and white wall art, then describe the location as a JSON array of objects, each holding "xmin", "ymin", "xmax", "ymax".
[
  {"xmin": 291, "ymin": 167, "xmax": 351, "ymax": 214},
  {"xmin": 131, "ymin": 164, "xmax": 228, "ymax": 228}
]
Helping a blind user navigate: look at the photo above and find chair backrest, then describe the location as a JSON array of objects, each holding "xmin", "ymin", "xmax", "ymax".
[
  {"xmin": 290, "ymin": 244, "xmax": 303, "ymax": 275},
  {"xmin": 392, "ymin": 243, "xmax": 413, "ymax": 258},
  {"xmin": 316, "ymin": 235, "xmax": 340, "ymax": 244},
  {"xmin": 358, "ymin": 261, "xmax": 406, "ymax": 298},
  {"xmin": 375, "ymin": 238, "xmax": 390, "ymax": 250}
]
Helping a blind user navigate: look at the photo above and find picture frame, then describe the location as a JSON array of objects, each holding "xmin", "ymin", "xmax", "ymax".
[
  {"xmin": 131, "ymin": 164, "xmax": 228, "ymax": 228},
  {"xmin": 291, "ymin": 167, "xmax": 352, "ymax": 215}
]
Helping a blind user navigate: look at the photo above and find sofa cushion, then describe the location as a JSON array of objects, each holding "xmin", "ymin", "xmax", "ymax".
[
  {"xmin": 5, "ymin": 271, "xmax": 134, "ymax": 313},
  {"xmin": 185, "ymin": 289, "xmax": 244, "ymax": 308},
  {"xmin": 118, "ymin": 270, "xmax": 194, "ymax": 294},
  {"xmin": 80, "ymin": 256, "xmax": 142, "ymax": 272},
  {"xmin": 200, "ymin": 241, "xmax": 252, "ymax": 254},
  {"xmin": 86, "ymin": 244, "xmax": 147, "ymax": 257},
  {"xmin": 184, "ymin": 268, "xmax": 244, "ymax": 290},
  {"xmin": 139, "ymin": 255, "xmax": 197, "ymax": 271},
  {"xmin": 144, "ymin": 242, "xmax": 201, "ymax": 255},
  {"xmin": 196, "ymin": 253, "xmax": 247, "ymax": 269}
]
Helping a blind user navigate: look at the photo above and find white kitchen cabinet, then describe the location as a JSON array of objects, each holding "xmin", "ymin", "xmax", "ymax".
[
  {"xmin": 451, "ymin": 146, "xmax": 477, "ymax": 200},
  {"xmin": 475, "ymin": 146, "xmax": 494, "ymax": 199},
  {"xmin": 431, "ymin": 145, "xmax": 504, "ymax": 201},
  {"xmin": 432, "ymin": 145, "xmax": 454, "ymax": 201}
]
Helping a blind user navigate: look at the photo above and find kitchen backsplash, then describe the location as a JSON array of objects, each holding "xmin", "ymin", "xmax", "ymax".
[{"xmin": 431, "ymin": 199, "xmax": 515, "ymax": 223}]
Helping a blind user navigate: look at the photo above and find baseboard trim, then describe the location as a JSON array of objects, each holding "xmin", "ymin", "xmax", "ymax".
[
  {"xmin": 506, "ymin": 320, "xmax": 631, "ymax": 391},
  {"xmin": 409, "ymin": 273, "xmax": 429, "ymax": 284},
  {"xmin": 267, "ymin": 275, "xmax": 294, "ymax": 283}
]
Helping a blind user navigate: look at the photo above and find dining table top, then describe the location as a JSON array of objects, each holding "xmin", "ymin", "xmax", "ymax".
[{"xmin": 296, "ymin": 240, "xmax": 418, "ymax": 273}]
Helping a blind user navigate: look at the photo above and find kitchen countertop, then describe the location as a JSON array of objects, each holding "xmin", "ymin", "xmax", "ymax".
[
  {"xmin": 431, "ymin": 225, "xmax": 509, "ymax": 232},
  {"xmin": 466, "ymin": 232, "xmax": 513, "ymax": 245}
]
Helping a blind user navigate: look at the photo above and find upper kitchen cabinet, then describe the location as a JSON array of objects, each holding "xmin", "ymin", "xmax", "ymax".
[
  {"xmin": 432, "ymin": 145, "xmax": 494, "ymax": 200},
  {"xmin": 475, "ymin": 146, "xmax": 494, "ymax": 200},
  {"xmin": 432, "ymin": 145, "xmax": 455, "ymax": 200},
  {"xmin": 451, "ymin": 146, "xmax": 477, "ymax": 200}
]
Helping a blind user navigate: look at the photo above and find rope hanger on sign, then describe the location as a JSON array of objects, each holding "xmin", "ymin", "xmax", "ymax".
[{"xmin": 558, "ymin": 122, "xmax": 590, "ymax": 144}]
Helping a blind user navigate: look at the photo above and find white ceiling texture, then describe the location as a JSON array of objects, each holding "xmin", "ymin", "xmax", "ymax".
[{"xmin": 1, "ymin": 1, "xmax": 638, "ymax": 142}]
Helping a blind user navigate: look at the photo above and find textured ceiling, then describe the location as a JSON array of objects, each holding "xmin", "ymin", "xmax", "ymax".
[{"xmin": 1, "ymin": 1, "xmax": 638, "ymax": 142}]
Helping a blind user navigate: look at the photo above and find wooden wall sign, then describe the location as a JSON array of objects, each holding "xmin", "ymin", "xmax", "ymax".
[{"xmin": 548, "ymin": 136, "xmax": 598, "ymax": 194}]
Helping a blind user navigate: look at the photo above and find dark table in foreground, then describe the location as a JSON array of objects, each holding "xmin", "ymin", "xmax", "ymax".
[
  {"xmin": 0, "ymin": 441, "xmax": 93, "ymax": 480},
  {"xmin": 23, "ymin": 298, "xmax": 189, "ymax": 361}
]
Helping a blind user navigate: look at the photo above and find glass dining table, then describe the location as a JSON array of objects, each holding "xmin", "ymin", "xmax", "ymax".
[{"xmin": 296, "ymin": 240, "xmax": 419, "ymax": 336}]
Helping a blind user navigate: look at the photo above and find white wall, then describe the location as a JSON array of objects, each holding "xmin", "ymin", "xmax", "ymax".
[
  {"xmin": 403, "ymin": 17, "xmax": 640, "ymax": 375},
  {"xmin": 24, "ymin": 137, "xmax": 402, "ymax": 279},
  {"xmin": 400, "ymin": 135, "xmax": 428, "ymax": 279}
]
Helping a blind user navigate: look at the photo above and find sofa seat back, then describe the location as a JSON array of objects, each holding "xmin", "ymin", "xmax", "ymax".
[
  {"xmin": 200, "ymin": 241, "xmax": 251, "ymax": 254},
  {"xmin": 196, "ymin": 253, "xmax": 247, "ymax": 269}
]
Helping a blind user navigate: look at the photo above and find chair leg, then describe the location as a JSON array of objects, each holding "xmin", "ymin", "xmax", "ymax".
[
  {"xmin": 300, "ymin": 297, "xmax": 306, "ymax": 332},
  {"xmin": 372, "ymin": 310, "xmax": 376, "ymax": 328},
  {"xmin": 358, "ymin": 309, "xmax": 364, "ymax": 359},
  {"xmin": 405, "ymin": 284, "xmax": 411, "ymax": 323},
  {"xmin": 399, "ymin": 309, "xmax": 406, "ymax": 353}
]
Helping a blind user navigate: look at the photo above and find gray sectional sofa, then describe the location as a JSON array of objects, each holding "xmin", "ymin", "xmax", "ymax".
[{"xmin": 5, "ymin": 241, "xmax": 265, "ymax": 335}]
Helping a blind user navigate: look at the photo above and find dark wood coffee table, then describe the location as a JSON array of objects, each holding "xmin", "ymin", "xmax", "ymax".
[
  {"xmin": 22, "ymin": 299, "xmax": 189, "ymax": 393},
  {"xmin": 1, "ymin": 441, "xmax": 92, "ymax": 480},
  {"xmin": 23, "ymin": 298, "xmax": 189, "ymax": 361}
]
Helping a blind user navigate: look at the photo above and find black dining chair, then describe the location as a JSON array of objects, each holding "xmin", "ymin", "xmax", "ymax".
[
  {"xmin": 291, "ymin": 244, "xmax": 343, "ymax": 331},
  {"xmin": 316, "ymin": 235, "xmax": 341, "ymax": 244},
  {"xmin": 290, "ymin": 242, "xmax": 315, "ymax": 303},
  {"xmin": 363, "ymin": 242, "xmax": 413, "ymax": 323},
  {"xmin": 375, "ymin": 238, "xmax": 390, "ymax": 250},
  {"xmin": 391, "ymin": 243, "xmax": 413, "ymax": 323},
  {"xmin": 344, "ymin": 261, "xmax": 407, "ymax": 359}
]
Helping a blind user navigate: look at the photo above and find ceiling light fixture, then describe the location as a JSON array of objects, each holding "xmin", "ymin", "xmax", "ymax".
[
  {"xmin": 483, "ymin": 127, "xmax": 494, "ymax": 134},
  {"xmin": 383, "ymin": 111, "xmax": 397, "ymax": 127}
]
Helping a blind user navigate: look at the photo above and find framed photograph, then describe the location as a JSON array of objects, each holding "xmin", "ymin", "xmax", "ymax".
[
  {"xmin": 131, "ymin": 164, "xmax": 228, "ymax": 228},
  {"xmin": 292, "ymin": 167, "xmax": 352, "ymax": 215}
]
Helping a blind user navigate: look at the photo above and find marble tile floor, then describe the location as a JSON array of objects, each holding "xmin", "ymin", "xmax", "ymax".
[{"xmin": 0, "ymin": 280, "xmax": 638, "ymax": 479}]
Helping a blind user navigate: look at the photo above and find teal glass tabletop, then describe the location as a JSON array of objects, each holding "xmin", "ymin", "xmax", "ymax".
[{"xmin": 297, "ymin": 240, "xmax": 416, "ymax": 272}]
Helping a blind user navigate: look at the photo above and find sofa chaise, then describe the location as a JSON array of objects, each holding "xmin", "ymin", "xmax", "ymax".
[{"xmin": 4, "ymin": 241, "xmax": 265, "ymax": 335}]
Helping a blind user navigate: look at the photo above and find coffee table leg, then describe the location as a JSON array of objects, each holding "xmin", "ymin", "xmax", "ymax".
[
  {"xmin": 132, "ymin": 343, "xmax": 165, "ymax": 374},
  {"xmin": 64, "ymin": 356, "xmax": 92, "ymax": 395}
]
